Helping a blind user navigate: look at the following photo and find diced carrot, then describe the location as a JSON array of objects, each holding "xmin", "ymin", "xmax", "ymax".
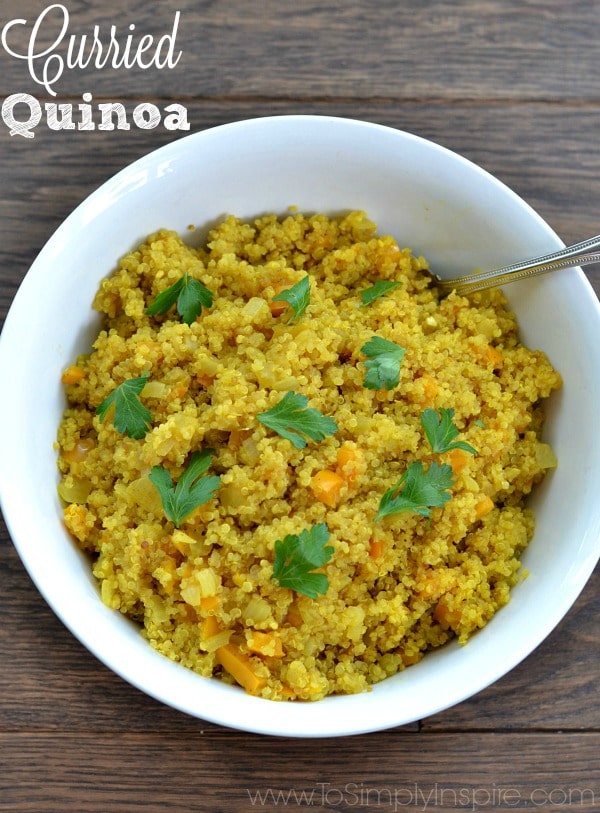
[
  {"xmin": 269, "ymin": 300, "xmax": 289, "ymax": 317},
  {"xmin": 269, "ymin": 283, "xmax": 291, "ymax": 317},
  {"xmin": 202, "ymin": 615, "xmax": 221, "ymax": 639},
  {"xmin": 336, "ymin": 445, "xmax": 357, "ymax": 471},
  {"xmin": 200, "ymin": 595, "xmax": 220, "ymax": 612},
  {"xmin": 415, "ymin": 571, "xmax": 442, "ymax": 600},
  {"xmin": 196, "ymin": 373, "xmax": 214, "ymax": 388},
  {"xmin": 247, "ymin": 631, "xmax": 285, "ymax": 659},
  {"xmin": 336, "ymin": 445, "xmax": 364, "ymax": 487},
  {"xmin": 400, "ymin": 650, "xmax": 422, "ymax": 667},
  {"xmin": 485, "ymin": 345, "xmax": 503, "ymax": 367},
  {"xmin": 216, "ymin": 644, "xmax": 267, "ymax": 694},
  {"xmin": 470, "ymin": 342, "xmax": 503, "ymax": 368},
  {"xmin": 369, "ymin": 538, "xmax": 385, "ymax": 559},
  {"xmin": 61, "ymin": 365, "xmax": 86, "ymax": 385},
  {"xmin": 310, "ymin": 469, "xmax": 345, "ymax": 508},
  {"xmin": 169, "ymin": 384, "xmax": 188, "ymax": 400},
  {"xmin": 447, "ymin": 448, "xmax": 470, "ymax": 475},
  {"xmin": 417, "ymin": 563, "xmax": 461, "ymax": 601},
  {"xmin": 433, "ymin": 596, "xmax": 462, "ymax": 629},
  {"xmin": 420, "ymin": 374, "xmax": 439, "ymax": 405},
  {"xmin": 374, "ymin": 243, "xmax": 401, "ymax": 272},
  {"xmin": 474, "ymin": 495, "xmax": 494, "ymax": 519}
]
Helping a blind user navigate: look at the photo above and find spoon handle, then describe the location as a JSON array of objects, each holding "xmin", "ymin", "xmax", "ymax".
[{"xmin": 436, "ymin": 234, "xmax": 600, "ymax": 295}]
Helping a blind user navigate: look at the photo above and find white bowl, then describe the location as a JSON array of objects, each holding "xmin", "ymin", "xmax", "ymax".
[{"xmin": 1, "ymin": 116, "xmax": 599, "ymax": 737}]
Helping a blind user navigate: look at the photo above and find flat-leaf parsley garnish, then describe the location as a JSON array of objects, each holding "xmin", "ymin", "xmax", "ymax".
[
  {"xmin": 272, "ymin": 523, "xmax": 333, "ymax": 599},
  {"xmin": 271, "ymin": 275, "xmax": 311, "ymax": 323},
  {"xmin": 95, "ymin": 372, "xmax": 152, "ymax": 439},
  {"xmin": 360, "ymin": 280, "xmax": 401, "ymax": 306},
  {"xmin": 146, "ymin": 272, "xmax": 213, "ymax": 325},
  {"xmin": 421, "ymin": 408, "xmax": 478, "ymax": 456},
  {"xmin": 360, "ymin": 336, "xmax": 406, "ymax": 391},
  {"xmin": 257, "ymin": 391, "xmax": 338, "ymax": 449},
  {"xmin": 375, "ymin": 461, "xmax": 454, "ymax": 520},
  {"xmin": 149, "ymin": 449, "xmax": 220, "ymax": 527}
]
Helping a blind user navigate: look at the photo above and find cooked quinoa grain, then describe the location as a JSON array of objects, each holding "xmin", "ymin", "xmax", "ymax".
[{"xmin": 57, "ymin": 210, "xmax": 562, "ymax": 700}]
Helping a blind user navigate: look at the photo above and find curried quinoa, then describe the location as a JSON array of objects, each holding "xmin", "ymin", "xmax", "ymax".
[{"xmin": 56, "ymin": 210, "xmax": 562, "ymax": 701}]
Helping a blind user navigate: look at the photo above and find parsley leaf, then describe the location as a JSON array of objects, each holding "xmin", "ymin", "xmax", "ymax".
[
  {"xmin": 271, "ymin": 275, "xmax": 311, "ymax": 323},
  {"xmin": 272, "ymin": 523, "xmax": 333, "ymax": 598},
  {"xmin": 95, "ymin": 372, "xmax": 152, "ymax": 439},
  {"xmin": 149, "ymin": 449, "xmax": 220, "ymax": 528},
  {"xmin": 361, "ymin": 336, "xmax": 406, "ymax": 391},
  {"xmin": 257, "ymin": 391, "xmax": 338, "ymax": 449},
  {"xmin": 146, "ymin": 273, "xmax": 213, "ymax": 325},
  {"xmin": 375, "ymin": 461, "xmax": 454, "ymax": 520},
  {"xmin": 421, "ymin": 408, "xmax": 478, "ymax": 455},
  {"xmin": 361, "ymin": 280, "xmax": 402, "ymax": 306}
]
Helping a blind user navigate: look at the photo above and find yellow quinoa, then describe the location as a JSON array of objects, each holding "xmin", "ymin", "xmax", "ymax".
[{"xmin": 56, "ymin": 210, "xmax": 562, "ymax": 701}]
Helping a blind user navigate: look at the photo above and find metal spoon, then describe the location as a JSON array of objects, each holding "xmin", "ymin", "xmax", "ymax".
[{"xmin": 433, "ymin": 234, "xmax": 600, "ymax": 296}]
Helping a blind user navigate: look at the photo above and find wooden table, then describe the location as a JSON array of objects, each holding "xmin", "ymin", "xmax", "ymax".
[{"xmin": 1, "ymin": 2, "xmax": 599, "ymax": 810}]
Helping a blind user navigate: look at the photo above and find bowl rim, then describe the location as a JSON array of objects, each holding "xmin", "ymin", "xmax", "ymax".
[{"xmin": 1, "ymin": 114, "xmax": 600, "ymax": 737}]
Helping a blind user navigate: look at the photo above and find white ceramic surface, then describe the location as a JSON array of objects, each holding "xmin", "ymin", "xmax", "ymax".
[{"xmin": 1, "ymin": 116, "xmax": 599, "ymax": 737}]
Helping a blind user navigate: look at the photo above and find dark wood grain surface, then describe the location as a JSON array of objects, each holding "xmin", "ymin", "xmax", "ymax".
[{"xmin": 1, "ymin": 1, "xmax": 599, "ymax": 810}]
